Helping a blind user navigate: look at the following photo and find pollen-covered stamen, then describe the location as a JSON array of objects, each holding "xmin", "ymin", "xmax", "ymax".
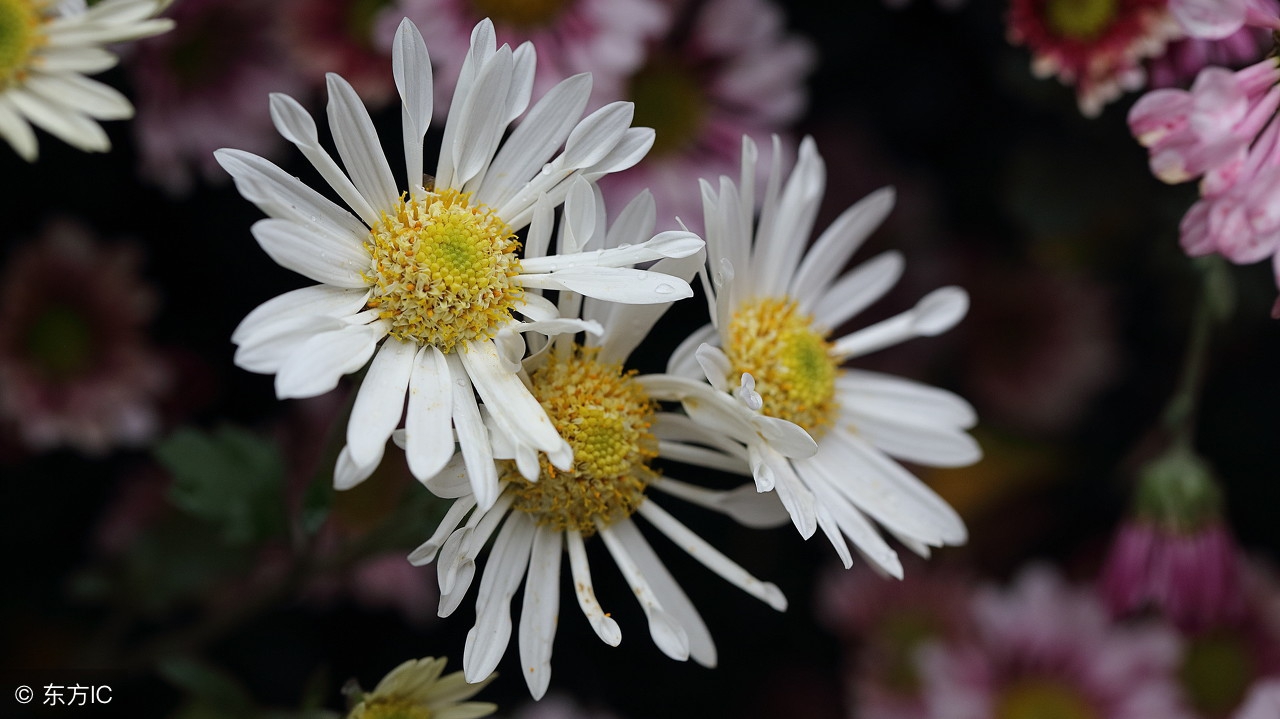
[
  {"xmin": 0, "ymin": 0, "xmax": 43, "ymax": 91},
  {"xmin": 724, "ymin": 296, "xmax": 839, "ymax": 438},
  {"xmin": 468, "ymin": 0, "xmax": 572, "ymax": 29},
  {"xmin": 507, "ymin": 347, "xmax": 658, "ymax": 535},
  {"xmin": 363, "ymin": 188, "xmax": 522, "ymax": 352}
]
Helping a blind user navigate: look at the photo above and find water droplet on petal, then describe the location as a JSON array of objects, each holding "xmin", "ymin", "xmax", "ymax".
[{"xmin": 655, "ymin": 283, "xmax": 674, "ymax": 295}]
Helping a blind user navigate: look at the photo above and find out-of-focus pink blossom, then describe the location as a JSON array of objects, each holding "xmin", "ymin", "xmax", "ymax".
[
  {"xmin": 597, "ymin": 0, "xmax": 815, "ymax": 230},
  {"xmin": 1170, "ymin": 0, "xmax": 1280, "ymax": 41},
  {"xmin": 393, "ymin": 0, "xmax": 668, "ymax": 117},
  {"xmin": 1147, "ymin": 27, "xmax": 1271, "ymax": 89},
  {"xmin": 127, "ymin": 0, "xmax": 305, "ymax": 196},
  {"xmin": 281, "ymin": 0, "xmax": 400, "ymax": 110},
  {"xmin": 1179, "ymin": 124, "xmax": 1280, "ymax": 264},
  {"xmin": 1234, "ymin": 680, "xmax": 1280, "ymax": 719},
  {"xmin": 0, "ymin": 221, "xmax": 172, "ymax": 454},
  {"xmin": 918, "ymin": 565, "xmax": 1191, "ymax": 719},
  {"xmin": 1130, "ymin": 59, "xmax": 1280, "ymax": 184},
  {"xmin": 1007, "ymin": 0, "xmax": 1180, "ymax": 117},
  {"xmin": 1100, "ymin": 521, "xmax": 1244, "ymax": 632}
]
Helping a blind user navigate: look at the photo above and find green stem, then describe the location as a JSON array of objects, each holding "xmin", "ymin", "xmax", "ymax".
[{"xmin": 1159, "ymin": 258, "xmax": 1228, "ymax": 447}]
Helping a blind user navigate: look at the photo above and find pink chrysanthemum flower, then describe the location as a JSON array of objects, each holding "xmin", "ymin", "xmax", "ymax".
[
  {"xmin": 1169, "ymin": 0, "xmax": 1280, "ymax": 40},
  {"xmin": 1176, "ymin": 561, "xmax": 1280, "ymax": 719},
  {"xmin": 0, "ymin": 220, "xmax": 171, "ymax": 454},
  {"xmin": 818, "ymin": 561, "xmax": 974, "ymax": 719},
  {"xmin": 394, "ymin": 0, "xmax": 668, "ymax": 117},
  {"xmin": 918, "ymin": 565, "xmax": 1191, "ymax": 719},
  {"xmin": 1006, "ymin": 0, "xmax": 1181, "ymax": 116},
  {"xmin": 596, "ymin": 0, "xmax": 815, "ymax": 230},
  {"xmin": 127, "ymin": 0, "xmax": 305, "ymax": 195},
  {"xmin": 280, "ymin": 0, "xmax": 400, "ymax": 110}
]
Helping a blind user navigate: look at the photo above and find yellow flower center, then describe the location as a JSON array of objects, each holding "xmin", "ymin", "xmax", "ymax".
[
  {"xmin": 468, "ymin": 0, "xmax": 572, "ymax": 30},
  {"xmin": 1045, "ymin": 0, "xmax": 1119, "ymax": 41},
  {"xmin": 1180, "ymin": 630, "xmax": 1254, "ymax": 716},
  {"xmin": 353, "ymin": 698, "xmax": 433, "ymax": 719},
  {"xmin": 0, "ymin": 0, "xmax": 43, "ymax": 91},
  {"xmin": 629, "ymin": 57, "xmax": 705, "ymax": 157},
  {"xmin": 507, "ymin": 347, "xmax": 657, "ymax": 535},
  {"xmin": 724, "ymin": 297, "xmax": 839, "ymax": 438},
  {"xmin": 995, "ymin": 679, "xmax": 1098, "ymax": 719},
  {"xmin": 363, "ymin": 189, "xmax": 522, "ymax": 352}
]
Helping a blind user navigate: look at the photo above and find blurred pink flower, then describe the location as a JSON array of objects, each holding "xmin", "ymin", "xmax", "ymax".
[
  {"xmin": 1006, "ymin": 0, "xmax": 1180, "ymax": 116},
  {"xmin": 1130, "ymin": 59, "xmax": 1280, "ymax": 185},
  {"xmin": 918, "ymin": 565, "xmax": 1191, "ymax": 719},
  {"xmin": 127, "ymin": 0, "xmax": 305, "ymax": 195},
  {"xmin": 596, "ymin": 0, "xmax": 815, "ymax": 230},
  {"xmin": 1234, "ymin": 680, "xmax": 1280, "ymax": 719},
  {"xmin": 1147, "ymin": 27, "xmax": 1271, "ymax": 89},
  {"xmin": 1169, "ymin": 0, "xmax": 1280, "ymax": 40},
  {"xmin": 393, "ymin": 0, "xmax": 668, "ymax": 118},
  {"xmin": 818, "ymin": 561, "xmax": 974, "ymax": 719},
  {"xmin": 0, "ymin": 220, "xmax": 171, "ymax": 454},
  {"xmin": 281, "ymin": 0, "xmax": 400, "ymax": 110},
  {"xmin": 1101, "ymin": 521, "xmax": 1244, "ymax": 632}
]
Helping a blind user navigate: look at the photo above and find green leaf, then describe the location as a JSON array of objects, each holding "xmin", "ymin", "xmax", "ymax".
[{"xmin": 155, "ymin": 426, "xmax": 287, "ymax": 546}]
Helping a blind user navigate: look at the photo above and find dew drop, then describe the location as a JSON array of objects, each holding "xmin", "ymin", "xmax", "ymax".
[{"xmin": 655, "ymin": 283, "xmax": 675, "ymax": 295}]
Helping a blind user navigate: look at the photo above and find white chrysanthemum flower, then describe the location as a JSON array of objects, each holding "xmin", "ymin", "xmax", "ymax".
[
  {"xmin": 0, "ymin": 0, "xmax": 173, "ymax": 160},
  {"xmin": 221, "ymin": 18, "xmax": 702, "ymax": 510},
  {"xmin": 651, "ymin": 135, "xmax": 981, "ymax": 579},
  {"xmin": 403, "ymin": 185, "xmax": 787, "ymax": 698}
]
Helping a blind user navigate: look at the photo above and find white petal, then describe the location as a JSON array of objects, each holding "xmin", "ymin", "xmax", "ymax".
[
  {"xmin": 597, "ymin": 522, "xmax": 690, "ymax": 662},
  {"xmin": 409, "ymin": 494, "xmax": 477, "ymax": 565},
  {"xmin": 250, "ymin": 219, "xmax": 369, "ymax": 288},
  {"xmin": 841, "ymin": 412, "xmax": 982, "ymax": 467},
  {"xmin": 393, "ymin": 18, "xmax": 433, "ymax": 192},
  {"xmin": 594, "ymin": 254, "xmax": 704, "ymax": 364},
  {"xmin": 6, "ymin": 87, "xmax": 107, "ymax": 152},
  {"xmin": 420, "ymin": 452, "xmax": 473, "ymax": 498},
  {"xmin": 561, "ymin": 101, "xmax": 633, "ymax": 169},
  {"xmin": 26, "ymin": 72, "xmax": 131, "ymax": 119},
  {"xmin": 213, "ymin": 149, "xmax": 367, "ymax": 239},
  {"xmin": 637, "ymin": 501, "xmax": 786, "ymax": 611},
  {"xmin": 326, "ymin": 73, "xmax": 399, "ymax": 214},
  {"xmin": 765, "ymin": 447, "xmax": 817, "ymax": 538},
  {"xmin": 519, "ymin": 231, "xmax": 703, "ymax": 274},
  {"xmin": 464, "ymin": 513, "xmax": 535, "ymax": 683},
  {"xmin": 831, "ymin": 286, "xmax": 969, "ymax": 360},
  {"xmin": 233, "ymin": 285, "xmax": 370, "ymax": 345},
  {"xmin": 566, "ymin": 531, "xmax": 621, "ymax": 646},
  {"xmin": 518, "ymin": 526, "xmax": 561, "ymax": 700},
  {"xmin": 812, "ymin": 251, "xmax": 905, "ymax": 331},
  {"xmin": 580, "ymin": 127, "xmax": 654, "ymax": 178},
  {"xmin": 755, "ymin": 137, "xmax": 824, "ymax": 297},
  {"xmin": 333, "ymin": 443, "xmax": 383, "ymax": 491},
  {"xmin": 459, "ymin": 340, "xmax": 562, "ymax": 454},
  {"xmin": 234, "ymin": 314, "xmax": 345, "ymax": 374},
  {"xmin": 651, "ymin": 478, "xmax": 789, "ymax": 529},
  {"xmin": 452, "ymin": 46, "xmax": 513, "ymax": 189},
  {"xmin": 0, "ymin": 96, "xmax": 39, "ymax": 161},
  {"xmin": 275, "ymin": 324, "xmax": 384, "ymax": 399},
  {"xmin": 405, "ymin": 345, "xmax": 455, "ymax": 481},
  {"xmin": 269, "ymin": 92, "xmax": 379, "ymax": 226},
  {"xmin": 791, "ymin": 187, "xmax": 896, "ymax": 307},
  {"xmin": 800, "ymin": 469, "xmax": 904, "ymax": 577},
  {"xmin": 447, "ymin": 353, "xmax": 501, "ymax": 511},
  {"xmin": 836, "ymin": 369, "xmax": 977, "ymax": 429},
  {"xmin": 347, "ymin": 338, "xmax": 415, "ymax": 466},
  {"xmin": 520, "ymin": 267, "xmax": 692, "ymax": 303}
]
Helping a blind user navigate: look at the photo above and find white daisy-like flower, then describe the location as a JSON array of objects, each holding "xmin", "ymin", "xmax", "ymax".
[
  {"xmin": 222, "ymin": 18, "xmax": 703, "ymax": 510},
  {"xmin": 347, "ymin": 655, "xmax": 497, "ymax": 719},
  {"xmin": 649, "ymin": 135, "xmax": 981, "ymax": 579},
  {"xmin": 404, "ymin": 182, "xmax": 788, "ymax": 698},
  {"xmin": 0, "ymin": 0, "xmax": 174, "ymax": 161}
]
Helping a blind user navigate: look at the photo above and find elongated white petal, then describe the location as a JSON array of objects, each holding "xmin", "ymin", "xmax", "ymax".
[
  {"xmin": 26, "ymin": 72, "xmax": 131, "ymax": 119},
  {"xmin": 754, "ymin": 137, "xmax": 824, "ymax": 296},
  {"xmin": 250, "ymin": 219, "xmax": 369, "ymax": 288},
  {"xmin": 408, "ymin": 495, "xmax": 476, "ymax": 565},
  {"xmin": 637, "ymin": 501, "xmax": 787, "ymax": 610},
  {"xmin": 518, "ymin": 526, "xmax": 561, "ymax": 699},
  {"xmin": 597, "ymin": 522, "xmax": 690, "ymax": 662},
  {"xmin": 812, "ymin": 251, "xmax": 904, "ymax": 332},
  {"xmin": 0, "ymin": 96, "xmax": 39, "ymax": 161},
  {"xmin": 447, "ymin": 353, "xmax": 500, "ymax": 511},
  {"xmin": 566, "ymin": 531, "xmax": 621, "ymax": 646},
  {"xmin": 233, "ymin": 285, "xmax": 370, "ymax": 345},
  {"xmin": 333, "ymin": 443, "xmax": 383, "ymax": 491},
  {"xmin": 347, "ymin": 338, "xmax": 415, "ymax": 466},
  {"xmin": 418, "ymin": 452, "xmax": 473, "ymax": 498},
  {"xmin": 581, "ymin": 126, "xmax": 655, "ymax": 178},
  {"xmin": 452, "ymin": 46, "xmax": 513, "ymax": 189},
  {"xmin": 460, "ymin": 340, "xmax": 563, "ymax": 454},
  {"xmin": 275, "ymin": 323, "xmax": 385, "ymax": 399},
  {"xmin": 269, "ymin": 92, "xmax": 378, "ymax": 226},
  {"xmin": 651, "ymin": 478, "xmax": 789, "ymax": 529},
  {"xmin": 464, "ymin": 513, "xmax": 535, "ymax": 683},
  {"xmin": 326, "ymin": 73, "xmax": 399, "ymax": 214},
  {"xmin": 520, "ymin": 267, "xmax": 692, "ymax": 303},
  {"xmin": 393, "ymin": 18, "xmax": 432, "ymax": 193},
  {"xmin": 519, "ymin": 232, "xmax": 704, "ymax": 274},
  {"xmin": 831, "ymin": 287, "xmax": 969, "ymax": 360},
  {"xmin": 593, "ymin": 254, "xmax": 704, "ymax": 364},
  {"xmin": 6, "ymin": 87, "xmax": 107, "ymax": 151},
  {"xmin": 841, "ymin": 412, "xmax": 982, "ymax": 467},
  {"xmin": 213, "ymin": 149, "xmax": 367, "ymax": 239},
  {"xmin": 814, "ymin": 502, "xmax": 854, "ymax": 569},
  {"xmin": 836, "ymin": 369, "xmax": 977, "ymax": 429},
  {"xmin": 234, "ymin": 315, "xmax": 345, "ymax": 374},
  {"xmin": 800, "ymin": 468, "xmax": 903, "ymax": 577},
  {"xmin": 405, "ymin": 345, "xmax": 454, "ymax": 481},
  {"xmin": 562, "ymin": 101, "xmax": 633, "ymax": 169},
  {"xmin": 791, "ymin": 187, "xmax": 896, "ymax": 306},
  {"xmin": 766, "ymin": 447, "xmax": 817, "ymax": 538}
]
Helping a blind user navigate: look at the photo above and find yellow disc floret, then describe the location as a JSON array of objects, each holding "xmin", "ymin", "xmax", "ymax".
[
  {"xmin": 724, "ymin": 296, "xmax": 839, "ymax": 438},
  {"xmin": 363, "ymin": 189, "xmax": 521, "ymax": 352},
  {"xmin": 469, "ymin": 0, "xmax": 571, "ymax": 30},
  {"xmin": 1045, "ymin": 0, "xmax": 1118, "ymax": 41},
  {"xmin": 0, "ymin": 0, "xmax": 44, "ymax": 91},
  {"xmin": 995, "ymin": 678, "xmax": 1099, "ymax": 719},
  {"xmin": 507, "ymin": 347, "xmax": 658, "ymax": 535}
]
